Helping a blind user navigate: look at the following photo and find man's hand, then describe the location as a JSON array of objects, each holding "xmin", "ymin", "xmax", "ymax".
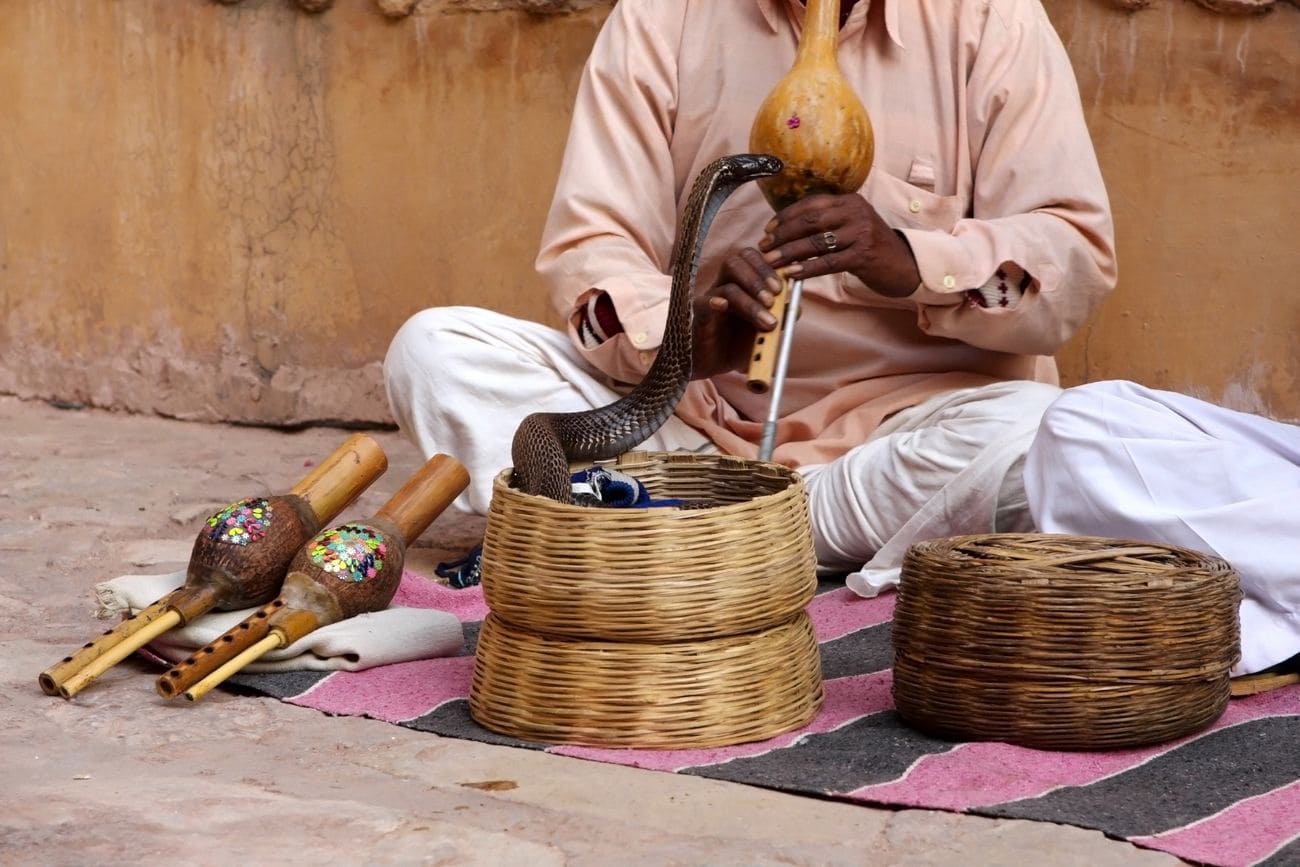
[
  {"xmin": 691, "ymin": 248, "xmax": 785, "ymax": 380},
  {"xmin": 759, "ymin": 193, "xmax": 921, "ymax": 298}
]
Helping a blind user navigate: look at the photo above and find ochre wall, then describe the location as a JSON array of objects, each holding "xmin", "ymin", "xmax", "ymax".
[
  {"xmin": 1, "ymin": 0, "xmax": 1297, "ymax": 425},
  {"xmin": 0, "ymin": 0, "xmax": 599, "ymax": 425},
  {"xmin": 1051, "ymin": 0, "xmax": 1300, "ymax": 418}
]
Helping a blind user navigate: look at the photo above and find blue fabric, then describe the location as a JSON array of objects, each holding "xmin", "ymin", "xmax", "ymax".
[
  {"xmin": 570, "ymin": 467, "xmax": 683, "ymax": 508},
  {"xmin": 434, "ymin": 545, "xmax": 482, "ymax": 589}
]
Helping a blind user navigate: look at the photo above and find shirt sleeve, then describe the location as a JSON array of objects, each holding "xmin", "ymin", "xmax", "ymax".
[
  {"xmin": 533, "ymin": 3, "xmax": 682, "ymax": 385},
  {"xmin": 897, "ymin": 0, "xmax": 1118, "ymax": 357}
]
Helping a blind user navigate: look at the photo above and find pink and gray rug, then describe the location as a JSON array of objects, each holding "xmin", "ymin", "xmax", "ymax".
[{"xmin": 230, "ymin": 572, "xmax": 1300, "ymax": 867}]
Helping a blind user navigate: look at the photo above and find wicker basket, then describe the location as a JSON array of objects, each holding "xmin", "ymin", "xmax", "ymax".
[
  {"xmin": 892, "ymin": 533, "xmax": 1242, "ymax": 750},
  {"xmin": 470, "ymin": 611, "xmax": 824, "ymax": 748},
  {"xmin": 469, "ymin": 450, "xmax": 823, "ymax": 748},
  {"xmin": 479, "ymin": 451, "xmax": 817, "ymax": 641}
]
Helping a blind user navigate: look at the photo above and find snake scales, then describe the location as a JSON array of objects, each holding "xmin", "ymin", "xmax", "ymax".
[{"xmin": 511, "ymin": 153, "xmax": 783, "ymax": 504}]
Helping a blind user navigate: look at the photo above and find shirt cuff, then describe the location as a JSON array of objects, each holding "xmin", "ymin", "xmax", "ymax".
[{"xmin": 896, "ymin": 227, "xmax": 979, "ymax": 307}]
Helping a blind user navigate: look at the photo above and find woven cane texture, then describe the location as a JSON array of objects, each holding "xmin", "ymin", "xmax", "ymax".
[
  {"xmin": 480, "ymin": 451, "xmax": 817, "ymax": 641},
  {"xmin": 469, "ymin": 610, "xmax": 824, "ymax": 748},
  {"xmin": 892, "ymin": 533, "xmax": 1242, "ymax": 750}
]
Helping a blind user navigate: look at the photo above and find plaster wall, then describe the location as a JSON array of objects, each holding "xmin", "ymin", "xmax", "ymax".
[
  {"xmin": 0, "ymin": 0, "xmax": 1296, "ymax": 425},
  {"xmin": 1052, "ymin": 0, "xmax": 1300, "ymax": 418}
]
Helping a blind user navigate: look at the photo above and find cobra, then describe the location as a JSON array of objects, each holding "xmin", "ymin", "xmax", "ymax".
[{"xmin": 510, "ymin": 153, "xmax": 784, "ymax": 503}]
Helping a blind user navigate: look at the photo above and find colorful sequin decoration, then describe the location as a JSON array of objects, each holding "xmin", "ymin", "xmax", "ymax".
[
  {"xmin": 309, "ymin": 524, "xmax": 387, "ymax": 583},
  {"xmin": 206, "ymin": 498, "xmax": 273, "ymax": 546}
]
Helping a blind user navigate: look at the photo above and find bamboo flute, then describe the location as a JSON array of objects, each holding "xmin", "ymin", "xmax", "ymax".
[
  {"xmin": 1230, "ymin": 670, "xmax": 1300, "ymax": 698},
  {"xmin": 157, "ymin": 453, "xmax": 469, "ymax": 702},
  {"xmin": 40, "ymin": 433, "xmax": 388, "ymax": 699}
]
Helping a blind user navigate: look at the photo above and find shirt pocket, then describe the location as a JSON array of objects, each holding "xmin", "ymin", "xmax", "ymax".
[{"xmin": 864, "ymin": 169, "xmax": 967, "ymax": 234}]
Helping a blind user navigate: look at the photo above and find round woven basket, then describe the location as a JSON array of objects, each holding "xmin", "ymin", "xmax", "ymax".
[
  {"xmin": 479, "ymin": 450, "xmax": 817, "ymax": 641},
  {"xmin": 469, "ymin": 610, "xmax": 824, "ymax": 748},
  {"xmin": 892, "ymin": 533, "xmax": 1241, "ymax": 750}
]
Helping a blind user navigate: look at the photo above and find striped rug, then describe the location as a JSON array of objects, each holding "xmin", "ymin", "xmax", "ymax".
[{"xmin": 233, "ymin": 572, "xmax": 1300, "ymax": 867}]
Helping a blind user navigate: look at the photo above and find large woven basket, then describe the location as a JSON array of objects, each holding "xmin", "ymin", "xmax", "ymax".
[
  {"xmin": 892, "ymin": 533, "xmax": 1242, "ymax": 750},
  {"xmin": 469, "ymin": 450, "xmax": 823, "ymax": 748},
  {"xmin": 478, "ymin": 450, "xmax": 817, "ymax": 641},
  {"xmin": 470, "ymin": 611, "xmax": 823, "ymax": 748}
]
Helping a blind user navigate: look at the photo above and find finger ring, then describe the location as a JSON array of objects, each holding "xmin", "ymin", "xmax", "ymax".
[{"xmin": 821, "ymin": 231, "xmax": 839, "ymax": 252}]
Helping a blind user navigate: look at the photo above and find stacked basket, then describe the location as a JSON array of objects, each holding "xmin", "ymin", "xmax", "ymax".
[
  {"xmin": 892, "ymin": 533, "xmax": 1242, "ymax": 750},
  {"xmin": 468, "ymin": 451, "xmax": 824, "ymax": 748}
]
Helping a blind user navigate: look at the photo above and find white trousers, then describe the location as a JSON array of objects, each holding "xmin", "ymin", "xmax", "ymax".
[
  {"xmin": 384, "ymin": 307, "xmax": 715, "ymax": 515},
  {"xmin": 1024, "ymin": 379, "xmax": 1300, "ymax": 675},
  {"xmin": 384, "ymin": 306, "xmax": 1061, "ymax": 591}
]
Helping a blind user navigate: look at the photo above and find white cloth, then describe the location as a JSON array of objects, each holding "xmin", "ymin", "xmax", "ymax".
[
  {"xmin": 809, "ymin": 379, "xmax": 1063, "ymax": 595},
  {"xmin": 385, "ymin": 305, "xmax": 1059, "ymax": 587},
  {"xmin": 97, "ymin": 571, "xmax": 465, "ymax": 673},
  {"xmin": 384, "ymin": 306, "xmax": 717, "ymax": 514},
  {"xmin": 1024, "ymin": 379, "xmax": 1300, "ymax": 676}
]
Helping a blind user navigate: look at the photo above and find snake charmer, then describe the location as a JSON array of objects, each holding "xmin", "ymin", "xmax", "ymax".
[{"xmin": 384, "ymin": 0, "xmax": 1116, "ymax": 592}]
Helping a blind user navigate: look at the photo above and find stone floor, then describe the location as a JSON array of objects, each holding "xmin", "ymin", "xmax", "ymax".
[{"xmin": 0, "ymin": 395, "xmax": 1181, "ymax": 865}]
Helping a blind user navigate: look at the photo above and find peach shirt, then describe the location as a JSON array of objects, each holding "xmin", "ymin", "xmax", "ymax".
[{"xmin": 535, "ymin": 0, "xmax": 1117, "ymax": 467}]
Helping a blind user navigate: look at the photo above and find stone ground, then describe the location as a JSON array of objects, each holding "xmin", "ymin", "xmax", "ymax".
[{"xmin": 0, "ymin": 395, "xmax": 1181, "ymax": 866}]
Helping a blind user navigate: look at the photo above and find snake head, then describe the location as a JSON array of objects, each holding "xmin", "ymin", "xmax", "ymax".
[{"xmin": 719, "ymin": 153, "xmax": 784, "ymax": 182}]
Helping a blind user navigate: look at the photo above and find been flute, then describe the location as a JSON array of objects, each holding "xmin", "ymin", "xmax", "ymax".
[
  {"xmin": 744, "ymin": 0, "xmax": 875, "ymax": 459},
  {"xmin": 39, "ymin": 433, "xmax": 387, "ymax": 698},
  {"xmin": 157, "ymin": 453, "xmax": 469, "ymax": 702}
]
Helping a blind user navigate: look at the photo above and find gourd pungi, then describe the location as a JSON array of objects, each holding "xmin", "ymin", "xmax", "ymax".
[{"xmin": 746, "ymin": 0, "xmax": 875, "ymax": 394}]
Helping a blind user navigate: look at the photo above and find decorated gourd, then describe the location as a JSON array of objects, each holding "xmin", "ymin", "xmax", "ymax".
[
  {"xmin": 748, "ymin": 0, "xmax": 875, "ymax": 210},
  {"xmin": 745, "ymin": 0, "xmax": 876, "ymax": 397},
  {"xmin": 157, "ymin": 453, "xmax": 469, "ymax": 702},
  {"xmin": 39, "ymin": 434, "xmax": 388, "ymax": 699}
]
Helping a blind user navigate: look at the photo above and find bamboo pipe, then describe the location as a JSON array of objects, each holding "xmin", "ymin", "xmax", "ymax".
[
  {"xmin": 157, "ymin": 453, "xmax": 469, "ymax": 702},
  {"xmin": 744, "ymin": 0, "xmax": 874, "ymax": 399},
  {"xmin": 39, "ymin": 433, "xmax": 388, "ymax": 699},
  {"xmin": 1230, "ymin": 670, "xmax": 1300, "ymax": 698},
  {"xmin": 757, "ymin": 276, "xmax": 805, "ymax": 461},
  {"xmin": 745, "ymin": 277, "xmax": 794, "ymax": 396}
]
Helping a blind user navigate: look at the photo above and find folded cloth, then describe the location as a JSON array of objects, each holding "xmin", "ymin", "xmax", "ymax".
[{"xmin": 96, "ymin": 570, "xmax": 464, "ymax": 673}]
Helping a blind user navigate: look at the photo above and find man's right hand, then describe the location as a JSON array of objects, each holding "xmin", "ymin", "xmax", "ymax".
[{"xmin": 691, "ymin": 247, "xmax": 785, "ymax": 380}]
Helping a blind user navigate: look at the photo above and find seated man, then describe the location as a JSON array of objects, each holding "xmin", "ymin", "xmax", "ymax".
[
  {"xmin": 384, "ymin": 0, "xmax": 1116, "ymax": 590},
  {"xmin": 1025, "ymin": 379, "xmax": 1300, "ymax": 678}
]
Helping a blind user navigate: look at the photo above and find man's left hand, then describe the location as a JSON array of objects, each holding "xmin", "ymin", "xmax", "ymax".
[{"xmin": 759, "ymin": 193, "xmax": 921, "ymax": 299}]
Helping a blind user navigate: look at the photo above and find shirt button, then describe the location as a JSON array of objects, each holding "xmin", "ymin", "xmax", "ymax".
[
  {"xmin": 632, "ymin": 331, "xmax": 648, "ymax": 346},
  {"xmin": 909, "ymin": 199, "xmax": 922, "ymax": 213},
  {"xmin": 942, "ymin": 275, "xmax": 957, "ymax": 289}
]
